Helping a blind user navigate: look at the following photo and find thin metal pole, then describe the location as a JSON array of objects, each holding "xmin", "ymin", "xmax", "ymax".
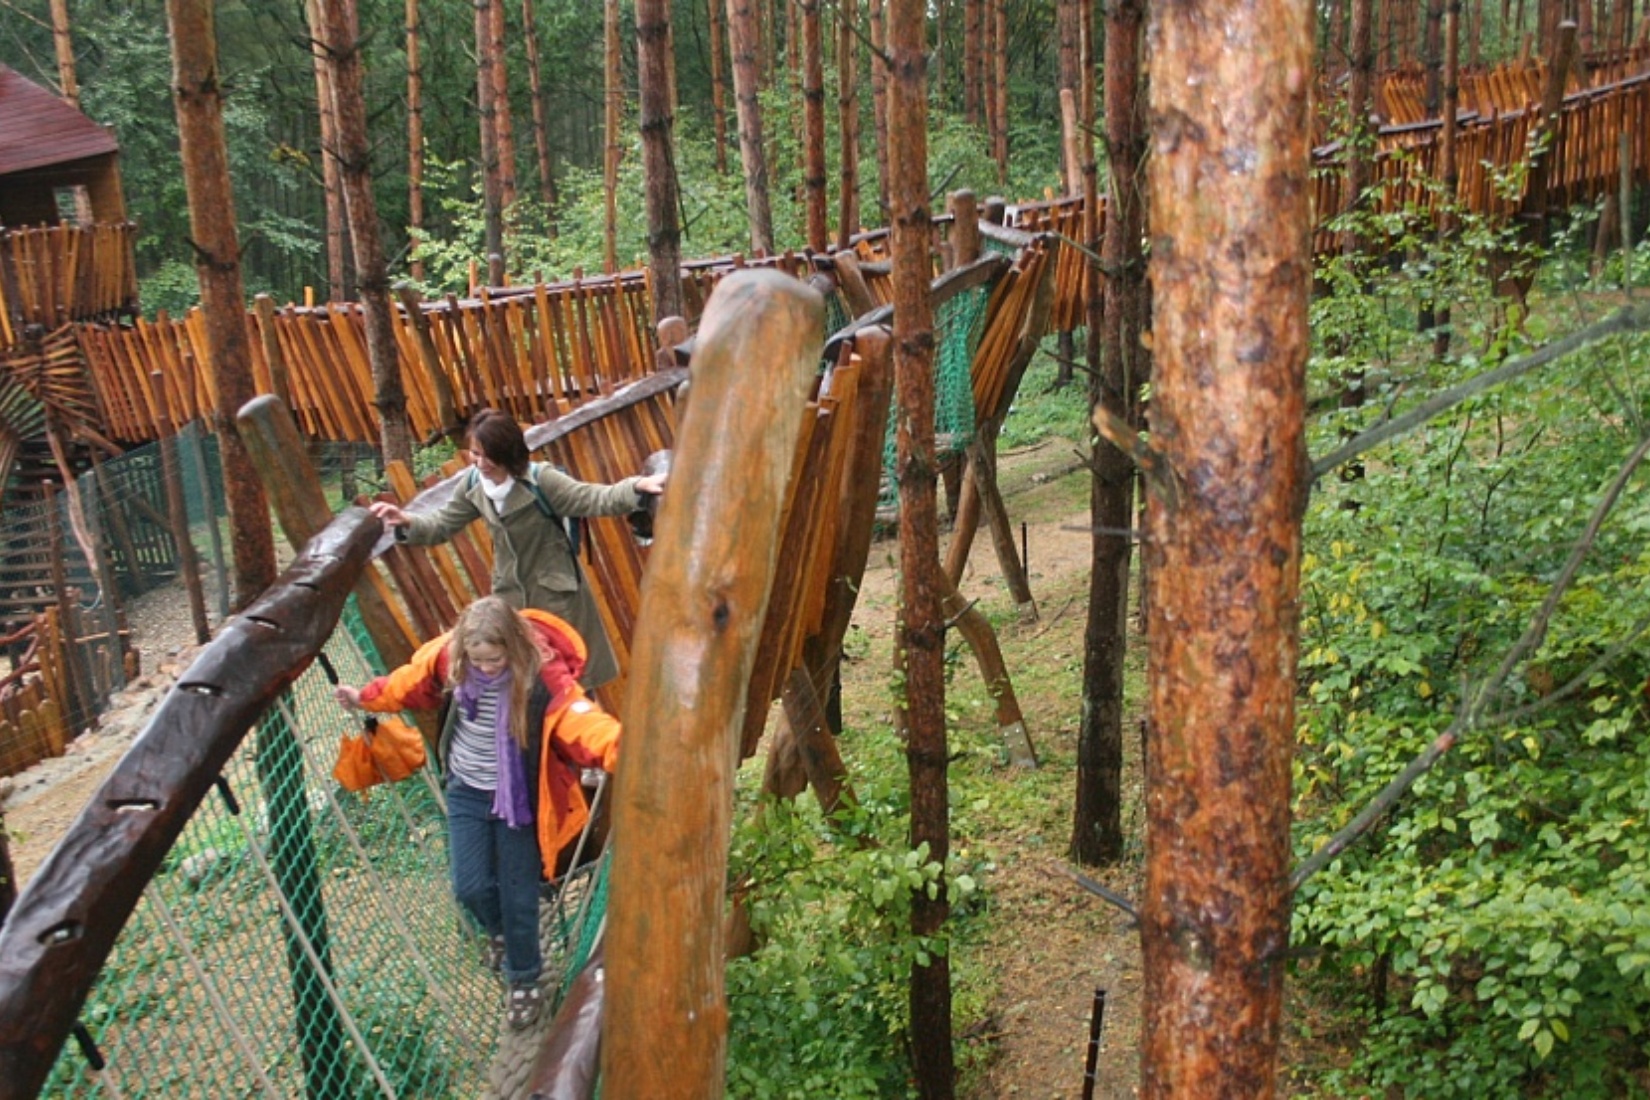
[{"xmin": 1081, "ymin": 987, "xmax": 1107, "ymax": 1100}]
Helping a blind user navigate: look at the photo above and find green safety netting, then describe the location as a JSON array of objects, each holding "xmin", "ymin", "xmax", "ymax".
[
  {"xmin": 877, "ymin": 281, "xmax": 992, "ymax": 510},
  {"xmin": 45, "ymin": 598, "xmax": 609, "ymax": 1099}
]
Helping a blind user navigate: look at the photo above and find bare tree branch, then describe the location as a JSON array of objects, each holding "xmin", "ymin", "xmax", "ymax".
[
  {"xmin": 1292, "ymin": 429, "xmax": 1650, "ymax": 891},
  {"xmin": 1310, "ymin": 304, "xmax": 1650, "ymax": 483}
]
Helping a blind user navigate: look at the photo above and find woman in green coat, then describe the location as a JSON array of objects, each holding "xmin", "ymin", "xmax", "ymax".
[{"xmin": 370, "ymin": 410, "xmax": 665, "ymax": 689}]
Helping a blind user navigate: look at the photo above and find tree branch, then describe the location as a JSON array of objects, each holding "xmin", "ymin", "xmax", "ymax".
[
  {"xmin": 1309, "ymin": 304, "xmax": 1650, "ymax": 483},
  {"xmin": 1092, "ymin": 404, "xmax": 1174, "ymax": 507},
  {"xmin": 1292, "ymin": 429, "xmax": 1650, "ymax": 892}
]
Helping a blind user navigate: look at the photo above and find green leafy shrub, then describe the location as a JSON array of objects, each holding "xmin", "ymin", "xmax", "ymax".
[{"xmin": 1291, "ymin": 197, "xmax": 1650, "ymax": 1095}]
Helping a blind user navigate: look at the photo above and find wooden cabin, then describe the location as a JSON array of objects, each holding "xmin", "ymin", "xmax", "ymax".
[{"xmin": 0, "ymin": 64, "xmax": 138, "ymax": 343}]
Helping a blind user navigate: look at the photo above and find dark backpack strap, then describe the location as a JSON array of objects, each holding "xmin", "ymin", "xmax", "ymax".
[{"xmin": 523, "ymin": 462, "xmax": 585, "ymax": 559}]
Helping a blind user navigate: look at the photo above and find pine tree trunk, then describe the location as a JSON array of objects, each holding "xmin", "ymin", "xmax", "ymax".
[
  {"xmin": 727, "ymin": 0, "xmax": 775, "ymax": 253},
  {"xmin": 316, "ymin": 0, "xmax": 414, "ymax": 469},
  {"xmin": 1344, "ymin": 0, "xmax": 1374, "ymax": 257},
  {"xmin": 475, "ymin": 0, "xmax": 506, "ymax": 285},
  {"xmin": 1436, "ymin": 0, "xmax": 1460, "ymax": 357},
  {"xmin": 49, "ymin": 0, "xmax": 78, "ymax": 107},
  {"xmin": 1071, "ymin": 0, "xmax": 1144, "ymax": 869},
  {"xmin": 407, "ymin": 0, "xmax": 426, "ymax": 281},
  {"xmin": 709, "ymin": 0, "xmax": 729, "ymax": 173},
  {"xmin": 636, "ymin": 0, "xmax": 684, "ymax": 319},
  {"xmin": 307, "ymin": 0, "xmax": 350, "ymax": 301},
  {"xmin": 802, "ymin": 0, "xmax": 828, "ymax": 250},
  {"xmin": 964, "ymin": 0, "xmax": 981, "ymax": 124},
  {"xmin": 836, "ymin": 0, "xmax": 860, "ymax": 247},
  {"xmin": 488, "ymin": 0, "xmax": 517, "ymax": 215},
  {"xmin": 166, "ymin": 0, "xmax": 278, "ymax": 609},
  {"xmin": 605, "ymin": 0, "xmax": 623, "ymax": 273},
  {"xmin": 523, "ymin": 0, "xmax": 558, "ymax": 218},
  {"xmin": 887, "ymin": 0, "xmax": 952, "ymax": 1090},
  {"xmin": 992, "ymin": 0, "xmax": 1009, "ymax": 186},
  {"xmin": 869, "ymin": 0, "xmax": 892, "ymax": 219},
  {"xmin": 1140, "ymin": 0, "xmax": 1310, "ymax": 1085},
  {"xmin": 1058, "ymin": 0, "xmax": 1081, "ymax": 192}
]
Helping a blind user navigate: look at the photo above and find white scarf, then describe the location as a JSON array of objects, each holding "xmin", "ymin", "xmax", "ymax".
[{"xmin": 479, "ymin": 472, "xmax": 515, "ymax": 512}]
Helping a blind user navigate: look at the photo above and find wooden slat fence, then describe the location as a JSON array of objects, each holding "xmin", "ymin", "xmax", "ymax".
[{"xmin": 0, "ymin": 223, "xmax": 138, "ymax": 349}]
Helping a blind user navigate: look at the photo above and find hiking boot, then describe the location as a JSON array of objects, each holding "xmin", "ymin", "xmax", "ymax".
[{"xmin": 482, "ymin": 934, "xmax": 505, "ymax": 974}]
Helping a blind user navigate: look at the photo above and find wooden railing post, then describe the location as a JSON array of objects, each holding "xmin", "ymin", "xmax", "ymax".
[{"xmin": 602, "ymin": 270, "xmax": 824, "ymax": 1098}]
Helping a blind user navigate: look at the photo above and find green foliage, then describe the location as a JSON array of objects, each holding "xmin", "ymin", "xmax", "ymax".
[
  {"xmin": 996, "ymin": 342, "xmax": 1092, "ymax": 450},
  {"xmin": 1292, "ymin": 185, "xmax": 1650, "ymax": 1093},
  {"xmin": 724, "ymin": 739, "xmax": 984, "ymax": 1099}
]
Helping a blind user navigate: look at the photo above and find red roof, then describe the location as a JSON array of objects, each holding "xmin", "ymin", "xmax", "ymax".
[{"xmin": 0, "ymin": 64, "xmax": 119, "ymax": 178}]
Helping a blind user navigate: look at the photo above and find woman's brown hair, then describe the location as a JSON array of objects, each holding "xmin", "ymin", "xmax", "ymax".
[{"xmin": 467, "ymin": 409, "xmax": 531, "ymax": 478}]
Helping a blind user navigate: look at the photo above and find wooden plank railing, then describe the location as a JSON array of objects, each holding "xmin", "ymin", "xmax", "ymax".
[{"xmin": 0, "ymin": 223, "xmax": 137, "ymax": 349}]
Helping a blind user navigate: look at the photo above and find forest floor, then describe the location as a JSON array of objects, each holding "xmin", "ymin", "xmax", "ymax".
[{"xmin": 837, "ymin": 425, "xmax": 1151, "ymax": 1100}]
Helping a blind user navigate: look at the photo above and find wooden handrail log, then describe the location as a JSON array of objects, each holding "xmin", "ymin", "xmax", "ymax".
[
  {"xmin": 822, "ymin": 253, "xmax": 1010, "ymax": 361},
  {"xmin": 602, "ymin": 270, "xmax": 824, "ymax": 1095},
  {"xmin": 0, "ymin": 512, "xmax": 379, "ymax": 1100}
]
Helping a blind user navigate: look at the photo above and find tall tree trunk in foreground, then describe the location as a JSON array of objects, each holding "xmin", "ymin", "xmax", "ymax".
[
  {"xmin": 475, "ymin": 0, "xmax": 506, "ymax": 284},
  {"xmin": 307, "ymin": 0, "xmax": 349, "ymax": 300},
  {"xmin": 727, "ymin": 0, "xmax": 774, "ymax": 253},
  {"xmin": 1138, "ymin": 0, "xmax": 1310, "ymax": 1090},
  {"xmin": 316, "ymin": 0, "xmax": 414, "ymax": 468},
  {"xmin": 1071, "ymin": 0, "xmax": 1144, "ymax": 868},
  {"xmin": 167, "ymin": 0, "xmax": 277, "ymax": 609},
  {"xmin": 887, "ymin": 0, "xmax": 952, "ymax": 1092},
  {"xmin": 637, "ymin": 0, "xmax": 684, "ymax": 319},
  {"xmin": 836, "ymin": 0, "xmax": 860, "ymax": 246},
  {"xmin": 523, "ymin": 0, "xmax": 557, "ymax": 217},
  {"xmin": 406, "ymin": 0, "xmax": 426, "ymax": 281},
  {"xmin": 801, "ymin": 0, "xmax": 828, "ymax": 250},
  {"xmin": 605, "ymin": 0, "xmax": 623, "ymax": 272}
]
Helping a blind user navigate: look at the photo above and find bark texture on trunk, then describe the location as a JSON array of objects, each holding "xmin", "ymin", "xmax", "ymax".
[
  {"xmin": 167, "ymin": 0, "xmax": 277, "ymax": 610},
  {"xmin": 1140, "ymin": 0, "xmax": 1311, "ymax": 1088},
  {"xmin": 316, "ymin": 0, "xmax": 414, "ymax": 469},
  {"xmin": 50, "ymin": 0, "xmax": 78, "ymax": 107},
  {"xmin": 709, "ymin": 0, "xmax": 729, "ymax": 173},
  {"xmin": 636, "ymin": 0, "xmax": 685, "ymax": 318},
  {"xmin": 887, "ymin": 0, "xmax": 952, "ymax": 1092},
  {"xmin": 727, "ymin": 0, "xmax": 775, "ymax": 253},
  {"xmin": 308, "ymin": 0, "xmax": 349, "ymax": 300}
]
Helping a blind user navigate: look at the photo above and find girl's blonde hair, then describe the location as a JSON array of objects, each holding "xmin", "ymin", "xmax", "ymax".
[{"xmin": 448, "ymin": 596, "xmax": 543, "ymax": 748}]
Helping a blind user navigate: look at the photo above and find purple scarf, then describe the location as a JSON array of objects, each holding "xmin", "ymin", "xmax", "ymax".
[{"xmin": 453, "ymin": 667, "xmax": 534, "ymax": 828}]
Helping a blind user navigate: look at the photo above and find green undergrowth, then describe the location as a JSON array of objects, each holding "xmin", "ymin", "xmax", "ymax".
[{"xmin": 722, "ymin": 350, "xmax": 1104, "ymax": 1097}]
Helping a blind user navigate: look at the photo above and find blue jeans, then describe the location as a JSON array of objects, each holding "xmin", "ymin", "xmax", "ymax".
[{"xmin": 446, "ymin": 780, "xmax": 542, "ymax": 985}]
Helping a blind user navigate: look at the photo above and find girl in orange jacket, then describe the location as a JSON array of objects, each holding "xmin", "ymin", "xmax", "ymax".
[{"xmin": 335, "ymin": 596, "xmax": 620, "ymax": 1029}]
